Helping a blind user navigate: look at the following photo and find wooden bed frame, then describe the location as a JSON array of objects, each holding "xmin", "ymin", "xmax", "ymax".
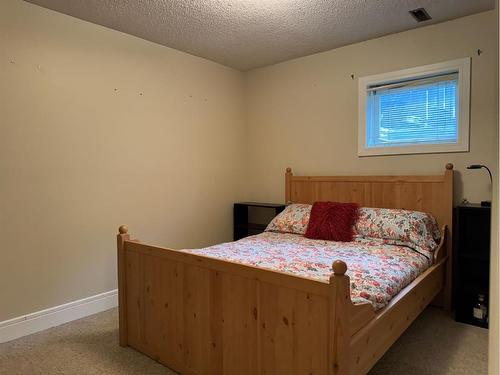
[{"xmin": 116, "ymin": 163, "xmax": 454, "ymax": 375}]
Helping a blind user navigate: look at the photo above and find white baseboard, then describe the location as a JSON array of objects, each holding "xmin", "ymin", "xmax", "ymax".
[{"xmin": 0, "ymin": 289, "xmax": 118, "ymax": 344}]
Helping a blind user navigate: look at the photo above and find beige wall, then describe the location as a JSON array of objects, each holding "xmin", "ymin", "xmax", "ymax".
[
  {"xmin": 0, "ymin": 0, "xmax": 246, "ymax": 321},
  {"xmin": 489, "ymin": 3, "xmax": 499, "ymax": 375},
  {"xmin": 245, "ymin": 11, "xmax": 498, "ymax": 206}
]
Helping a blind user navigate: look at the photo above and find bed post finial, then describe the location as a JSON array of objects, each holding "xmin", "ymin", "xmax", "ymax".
[
  {"xmin": 332, "ymin": 260, "xmax": 347, "ymax": 276},
  {"xmin": 286, "ymin": 167, "xmax": 292, "ymax": 174},
  {"xmin": 118, "ymin": 225, "xmax": 128, "ymax": 234},
  {"xmin": 445, "ymin": 163, "xmax": 454, "ymax": 170}
]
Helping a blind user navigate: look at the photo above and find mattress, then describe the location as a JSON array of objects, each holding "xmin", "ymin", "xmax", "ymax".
[{"xmin": 184, "ymin": 232, "xmax": 431, "ymax": 310}]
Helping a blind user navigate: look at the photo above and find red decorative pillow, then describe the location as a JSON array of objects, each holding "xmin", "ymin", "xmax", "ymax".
[{"xmin": 305, "ymin": 202, "xmax": 359, "ymax": 242}]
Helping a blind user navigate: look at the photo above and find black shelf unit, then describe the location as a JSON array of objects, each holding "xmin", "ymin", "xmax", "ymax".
[
  {"xmin": 453, "ymin": 203, "xmax": 491, "ymax": 329},
  {"xmin": 234, "ymin": 202, "xmax": 286, "ymax": 241}
]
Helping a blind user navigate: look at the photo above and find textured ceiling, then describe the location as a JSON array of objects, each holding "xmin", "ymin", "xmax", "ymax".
[{"xmin": 25, "ymin": 0, "xmax": 495, "ymax": 71}]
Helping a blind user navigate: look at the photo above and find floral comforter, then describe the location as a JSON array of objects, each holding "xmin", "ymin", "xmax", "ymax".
[{"xmin": 184, "ymin": 232, "xmax": 431, "ymax": 310}]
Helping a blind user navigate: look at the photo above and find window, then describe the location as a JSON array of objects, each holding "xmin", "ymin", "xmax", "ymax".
[{"xmin": 358, "ymin": 58, "xmax": 470, "ymax": 156}]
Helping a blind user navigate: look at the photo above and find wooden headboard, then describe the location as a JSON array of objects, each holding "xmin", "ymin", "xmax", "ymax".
[
  {"xmin": 285, "ymin": 163, "xmax": 454, "ymax": 307},
  {"xmin": 285, "ymin": 163, "xmax": 453, "ymax": 231}
]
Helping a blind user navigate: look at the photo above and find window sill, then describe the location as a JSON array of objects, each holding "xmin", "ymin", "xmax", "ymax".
[{"xmin": 358, "ymin": 142, "xmax": 469, "ymax": 157}]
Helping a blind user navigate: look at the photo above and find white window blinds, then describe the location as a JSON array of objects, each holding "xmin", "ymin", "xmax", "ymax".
[{"xmin": 366, "ymin": 72, "xmax": 459, "ymax": 148}]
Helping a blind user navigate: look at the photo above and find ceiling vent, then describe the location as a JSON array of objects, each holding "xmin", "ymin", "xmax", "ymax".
[{"xmin": 409, "ymin": 8, "xmax": 432, "ymax": 22}]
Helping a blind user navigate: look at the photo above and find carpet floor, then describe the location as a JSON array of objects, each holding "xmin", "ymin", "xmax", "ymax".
[{"xmin": 0, "ymin": 307, "xmax": 487, "ymax": 375}]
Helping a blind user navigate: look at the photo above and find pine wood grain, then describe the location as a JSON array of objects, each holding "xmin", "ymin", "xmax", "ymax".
[{"xmin": 117, "ymin": 164, "xmax": 453, "ymax": 375}]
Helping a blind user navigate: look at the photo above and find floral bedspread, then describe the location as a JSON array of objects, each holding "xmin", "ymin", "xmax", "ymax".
[{"xmin": 184, "ymin": 232, "xmax": 431, "ymax": 310}]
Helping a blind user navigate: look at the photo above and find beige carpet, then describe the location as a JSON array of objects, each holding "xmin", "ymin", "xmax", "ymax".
[{"xmin": 0, "ymin": 307, "xmax": 487, "ymax": 375}]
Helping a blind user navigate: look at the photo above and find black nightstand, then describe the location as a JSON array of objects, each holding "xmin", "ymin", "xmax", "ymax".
[
  {"xmin": 453, "ymin": 203, "xmax": 491, "ymax": 328},
  {"xmin": 234, "ymin": 202, "xmax": 286, "ymax": 241}
]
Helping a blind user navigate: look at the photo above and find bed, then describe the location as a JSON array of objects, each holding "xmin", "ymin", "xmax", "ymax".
[{"xmin": 116, "ymin": 163, "xmax": 454, "ymax": 375}]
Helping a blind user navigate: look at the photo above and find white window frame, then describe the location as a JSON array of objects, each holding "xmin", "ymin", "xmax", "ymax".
[{"xmin": 357, "ymin": 57, "xmax": 471, "ymax": 157}]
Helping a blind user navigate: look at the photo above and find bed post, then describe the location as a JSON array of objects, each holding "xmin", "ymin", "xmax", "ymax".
[
  {"xmin": 443, "ymin": 163, "xmax": 454, "ymax": 310},
  {"xmin": 329, "ymin": 260, "xmax": 351, "ymax": 375},
  {"xmin": 117, "ymin": 225, "xmax": 129, "ymax": 347},
  {"xmin": 285, "ymin": 167, "xmax": 293, "ymax": 204}
]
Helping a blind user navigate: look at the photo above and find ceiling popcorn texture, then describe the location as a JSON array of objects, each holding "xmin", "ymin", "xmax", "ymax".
[{"xmin": 25, "ymin": 0, "xmax": 494, "ymax": 71}]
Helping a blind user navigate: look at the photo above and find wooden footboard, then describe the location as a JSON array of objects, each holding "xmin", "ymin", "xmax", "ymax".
[{"xmin": 117, "ymin": 225, "xmax": 446, "ymax": 375}]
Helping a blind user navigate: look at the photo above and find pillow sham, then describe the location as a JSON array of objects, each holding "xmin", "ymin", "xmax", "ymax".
[
  {"xmin": 354, "ymin": 207, "xmax": 441, "ymax": 258},
  {"xmin": 305, "ymin": 202, "xmax": 359, "ymax": 242},
  {"xmin": 265, "ymin": 203, "xmax": 311, "ymax": 235}
]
